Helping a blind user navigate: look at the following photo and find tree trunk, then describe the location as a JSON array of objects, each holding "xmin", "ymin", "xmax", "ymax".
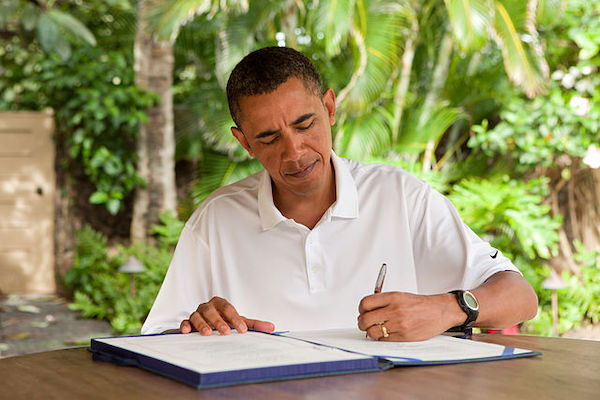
[
  {"xmin": 131, "ymin": 0, "xmax": 177, "ymax": 244},
  {"xmin": 421, "ymin": 27, "xmax": 454, "ymax": 172},
  {"xmin": 391, "ymin": 17, "xmax": 418, "ymax": 145},
  {"xmin": 542, "ymin": 159, "xmax": 600, "ymax": 275}
]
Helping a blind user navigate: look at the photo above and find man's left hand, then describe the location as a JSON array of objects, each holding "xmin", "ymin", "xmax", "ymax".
[{"xmin": 357, "ymin": 292, "xmax": 463, "ymax": 342}]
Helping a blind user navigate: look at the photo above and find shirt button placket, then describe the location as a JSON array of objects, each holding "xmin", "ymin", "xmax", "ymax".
[{"xmin": 306, "ymin": 229, "xmax": 325, "ymax": 292}]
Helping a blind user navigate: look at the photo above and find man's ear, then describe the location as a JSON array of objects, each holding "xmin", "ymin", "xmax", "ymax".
[
  {"xmin": 322, "ymin": 88, "xmax": 336, "ymax": 126},
  {"xmin": 231, "ymin": 126, "xmax": 255, "ymax": 158}
]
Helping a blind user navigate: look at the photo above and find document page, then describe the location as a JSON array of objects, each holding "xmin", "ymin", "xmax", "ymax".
[
  {"xmin": 96, "ymin": 332, "xmax": 372, "ymax": 373},
  {"xmin": 281, "ymin": 329, "xmax": 533, "ymax": 363}
]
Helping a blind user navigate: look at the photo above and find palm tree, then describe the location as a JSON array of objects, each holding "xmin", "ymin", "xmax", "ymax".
[
  {"xmin": 145, "ymin": 0, "xmax": 549, "ymax": 202},
  {"xmin": 130, "ymin": 0, "xmax": 177, "ymax": 244}
]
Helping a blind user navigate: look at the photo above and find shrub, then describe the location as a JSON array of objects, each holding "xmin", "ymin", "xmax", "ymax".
[{"xmin": 65, "ymin": 211, "xmax": 183, "ymax": 334}]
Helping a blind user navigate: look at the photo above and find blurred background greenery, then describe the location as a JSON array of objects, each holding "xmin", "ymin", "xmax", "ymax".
[{"xmin": 1, "ymin": 0, "xmax": 598, "ymax": 337}]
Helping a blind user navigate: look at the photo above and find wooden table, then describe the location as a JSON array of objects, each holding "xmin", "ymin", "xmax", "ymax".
[{"xmin": 1, "ymin": 334, "xmax": 598, "ymax": 399}]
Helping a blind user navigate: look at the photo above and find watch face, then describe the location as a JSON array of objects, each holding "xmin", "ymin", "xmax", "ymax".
[{"xmin": 463, "ymin": 291, "xmax": 479, "ymax": 310}]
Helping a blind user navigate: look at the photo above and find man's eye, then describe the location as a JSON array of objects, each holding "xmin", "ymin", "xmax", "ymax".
[
  {"xmin": 262, "ymin": 136, "xmax": 278, "ymax": 145},
  {"xmin": 298, "ymin": 120, "xmax": 315, "ymax": 131}
]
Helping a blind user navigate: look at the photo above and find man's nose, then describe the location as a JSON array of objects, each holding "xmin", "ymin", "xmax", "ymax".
[{"xmin": 281, "ymin": 132, "xmax": 304, "ymax": 160}]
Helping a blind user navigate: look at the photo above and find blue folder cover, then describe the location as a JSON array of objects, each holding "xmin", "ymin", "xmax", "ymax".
[
  {"xmin": 90, "ymin": 330, "xmax": 540, "ymax": 389},
  {"xmin": 90, "ymin": 331, "xmax": 387, "ymax": 389}
]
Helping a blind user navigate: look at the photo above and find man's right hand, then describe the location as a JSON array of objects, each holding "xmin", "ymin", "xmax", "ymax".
[{"xmin": 179, "ymin": 296, "xmax": 275, "ymax": 336}]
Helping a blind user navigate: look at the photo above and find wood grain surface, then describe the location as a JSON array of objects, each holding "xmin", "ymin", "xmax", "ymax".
[{"xmin": 1, "ymin": 334, "xmax": 598, "ymax": 400}]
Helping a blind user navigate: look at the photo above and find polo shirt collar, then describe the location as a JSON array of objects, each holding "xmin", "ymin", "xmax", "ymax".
[{"xmin": 257, "ymin": 150, "xmax": 359, "ymax": 231}]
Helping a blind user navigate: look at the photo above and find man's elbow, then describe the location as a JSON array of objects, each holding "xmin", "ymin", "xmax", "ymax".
[{"xmin": 523, "ymin": 282, "xmax": 539, "ymax": 321}]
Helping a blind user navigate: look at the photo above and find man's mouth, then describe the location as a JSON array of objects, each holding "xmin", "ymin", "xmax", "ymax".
[{"xmin": 284, "ymin": 160, "xmax": 318, "ymax": 179}]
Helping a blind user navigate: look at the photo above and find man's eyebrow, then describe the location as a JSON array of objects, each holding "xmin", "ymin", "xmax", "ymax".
[
  {"xmin": 255, "ymin": 129, "xmax": 279, "ymax": 139},
  {"xmin": 291, "ymin": 113, "xmax": 315, "ymax": 125},
  {"xmin": 254, "ymin": 113, "xmax": 316, "ymax": 139}
]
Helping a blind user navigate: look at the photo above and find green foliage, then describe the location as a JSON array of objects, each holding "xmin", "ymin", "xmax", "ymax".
[
  {"xmin": 65, "ymin": 212, "xmax": 183, "ymax": 333},
  {"xmin": 49, "ymin": 48, "xmax": 157, "ymax": 214},
  {"xmin": 367, "ymin": 156, "xmax": 450, "ymax": 194},
  {"xmin": 190, "ymin": 151, "xmax": 263, "ymax": 207},
  {"xmin": 449, "ymin": 176, "xmax": 561, "ymax": 260},
  {"xmin": 469, "ymin": 0, "xmax": 600, "ymax": 174},
  {"xmin": 469, "ymin": 81, "xmax": 599, "ymax": 173},
  {"xmin": 0, "ymin": 0, "xmax": 96, "ymax": 60},
  {"xmin": 524, "ymin": 242, "xmax": 600, "ymax": 336},
  {"xmin": 0, "ymin": 38, "xmax": 156, "ymax": 214}
]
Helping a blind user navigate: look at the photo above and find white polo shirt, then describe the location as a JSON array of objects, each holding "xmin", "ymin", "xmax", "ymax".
[{"xmin": 141, "ymin": 152, "xmax": 518, "ymax": 334}]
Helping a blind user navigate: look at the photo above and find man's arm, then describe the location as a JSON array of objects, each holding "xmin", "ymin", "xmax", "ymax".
[{"xmin": 357, "ymin": 270, "xmax": 538, "ymax": 341}]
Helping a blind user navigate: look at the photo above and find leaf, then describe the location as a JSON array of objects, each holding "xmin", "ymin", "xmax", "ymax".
[
  {"xmin": 444, "ymin": 0, "xmax": 493, "ymax": 53},
  {"xmin": 21, "ymin": 5, "xmax": 39, "ymax": 31},
  {"xmin": 192, "ymin": 152, "xmax": 262, "ymax": 206},
  {"xmin": 398, "ymin": 102, "xmax": 466, "ymax": 154},
  {"xmin": 214, "ymin": 15, "xmax": 253, "ymax": 89},
  {"xmin": 201, "ymin": 96, "xmax": 249, "ymax": 160},
  {"xmin": 335, "ymin": 108, "xmax": 391, "ymax": 161},
  {"xmin": 492, "ymin": 0, "xmax": 547, "ymax": 97},
  {"xmin": 312, "ymin": 0, "xmax": 356, "ymax": 57},
  {"xmin": 48, "ymin": 9, "xmax": 97, "ymax": 46},
  {"xmin": 339, "ymin": 2, "xmax": 406, "ymax": 114},
  {"xmin": 37, "ymin": 12, "xmax": 72, "ymax": 60},
  {"xmin": 106, "ymin": 198, "xmax": 121, "ymax": 215},
  {"xmin": 536, "ymin": 0, "xmax": 565, "ymax": 27},
  {"xmin": 89, "ymin": 191, "xmax": 108, "ymax": 204},
  {"xmin": 147, "ymin": 0, "xmax": 214, "ymax": 42},
  {"xmin": 148, "ymin": 0, "xmax": 250, "ymax": 43}
]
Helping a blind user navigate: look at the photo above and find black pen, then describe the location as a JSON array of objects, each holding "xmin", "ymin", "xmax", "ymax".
[{"xmin": 366, "ymin": 263, "xmax": 387, "ymax": 337}]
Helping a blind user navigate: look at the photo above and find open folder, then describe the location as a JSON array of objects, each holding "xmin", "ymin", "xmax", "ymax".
[{"xmin": 90, "ymin": 329, "xmax": 540, "ymax": 389}]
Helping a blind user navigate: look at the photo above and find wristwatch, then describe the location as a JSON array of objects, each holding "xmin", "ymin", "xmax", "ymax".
[{"xmin": 449, "ymin": 290, "xmax": 479, "ymax": 331}]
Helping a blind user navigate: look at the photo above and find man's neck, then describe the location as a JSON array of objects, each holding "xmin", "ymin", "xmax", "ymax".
[{"xmin": 273, "ymin": 164, "xmax": 336, "ymax": 230}]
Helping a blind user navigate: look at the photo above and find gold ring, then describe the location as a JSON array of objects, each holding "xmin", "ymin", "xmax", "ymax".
[{"xmin": 381, "ymin": 323, "xmax": 389, "ymax": 338}]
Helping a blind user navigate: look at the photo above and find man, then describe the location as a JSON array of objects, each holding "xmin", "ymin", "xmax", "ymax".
[{"xmin": 141, "ymin": 46, "xmax": 538, "ymax": 341}]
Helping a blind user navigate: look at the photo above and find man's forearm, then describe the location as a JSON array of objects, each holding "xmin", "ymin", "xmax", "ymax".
[{"xmin": 471, "ymin": 271, "xmax": 538, "ymax": 329}]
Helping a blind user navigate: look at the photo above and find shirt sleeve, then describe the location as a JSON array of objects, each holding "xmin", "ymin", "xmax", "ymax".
[
  {"xmin": 141, "ymin": 225, "xmax": 212, "ymax": 334},
  {"xmin": 409, "ymin": 182, "xmax": 521, "ymax": 295}
]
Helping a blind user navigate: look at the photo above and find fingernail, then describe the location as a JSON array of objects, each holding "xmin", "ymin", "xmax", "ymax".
[
  {"xmin": 201, "ymin": 327, "xmax": 211, "ymax": 335},
  {"xmin": 237, "ymin": 323, "xmax": 247, "ymax": 333},
  {"xmin": 220, "ymin": 325, "xmax": 229, "ymax": 333}
]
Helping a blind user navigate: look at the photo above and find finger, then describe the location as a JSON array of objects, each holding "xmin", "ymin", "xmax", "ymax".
[
  {"xmin": 189, "ymin": 311, "xmax": 213, "ymax": 336},
  {"xmin": 215, "ymin": 301, "xmax": 248, "ymax": 333},
  {"xmin": 200, "ymin": 305, "xmax": 231, "ymax": 335},
  {"xmin": 366, "ymin": 322, "xmax": 399, "ymax": 340},
  {"xmin": 180, "ymin": 319, "xmax": 192, "ymax": 334},
  {"xmin": 366, "ymin": 323, "xmax": 385, "ymax": 340},
  {"xmin": 358, "ymin": 292, "xmax": 393, "ymax": 314},
  {"xmin": 243, "ymin": 318, "xmax": 275, "ymax": 332},
  {"xmin": 357, "ymin": 307, "xmax": 389, "ymax": 332}
]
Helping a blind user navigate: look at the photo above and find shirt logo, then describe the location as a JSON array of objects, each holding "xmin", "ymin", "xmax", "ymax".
[{"xmin": 490, "ymin": 250, "xmax": 499, "ymax": 259}]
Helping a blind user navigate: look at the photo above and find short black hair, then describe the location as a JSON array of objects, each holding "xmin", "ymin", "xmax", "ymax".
[{"xmin": 226, "ymin": 46, "xmax": 324, "ymax": 127}]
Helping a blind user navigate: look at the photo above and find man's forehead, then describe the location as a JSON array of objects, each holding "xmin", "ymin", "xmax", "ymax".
[{"xmin": 237, "ymin": 79, "xmax": 322, "ymax": 130}]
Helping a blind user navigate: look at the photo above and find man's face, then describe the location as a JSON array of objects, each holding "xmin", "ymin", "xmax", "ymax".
[{"xmin": 231, "ymin": 77, "xmax": 336, "ymax": 201}]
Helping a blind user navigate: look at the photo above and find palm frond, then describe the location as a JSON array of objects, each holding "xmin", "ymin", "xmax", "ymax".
[
  {"xmin": 492, "ymin": 0, "xmax": 548, "ymax": 97},
  {"xmin": 444, "ymin": 0, "xmax": 493, "ymax": 53},
  {"xmin": 200, "ymin": 97, "xmax": 249, "ymax": 160},
  {"xmin": 214, "ymin": 17, "xmax": 254, "ymax": 88},
  {"xmin": 192, "ymin": 151, "xmax": 262, "ymax": 206},
  {"xmin": 48, "ymin": 9, "xmax": 97, "ymax": 46},
  {"xmin": 535, "ymin": 0, "xmax": 566, "ymax": 26},
  {"xmin": 338, "ymin": 1, "xmax": 406, "ymax": 115},
  {"xmin": 335, "ymin": 107, "xmax": 392, "ymax": 161},
  {"xmin": 397, "ymin": 102, "xmax": 466, "ymax": 154},
  {"xmin": 311, "ymin": 0, "xmax": 356, "ymax": 57},
  {"xmin": 147, "ymin": 0, "xmax": 249, "ymax": 43}
]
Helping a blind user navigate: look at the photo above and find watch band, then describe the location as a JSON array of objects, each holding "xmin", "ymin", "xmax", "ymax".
[{"xmin": 449, "ymin": 290, "xmax": 479, "ymax": 331}]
